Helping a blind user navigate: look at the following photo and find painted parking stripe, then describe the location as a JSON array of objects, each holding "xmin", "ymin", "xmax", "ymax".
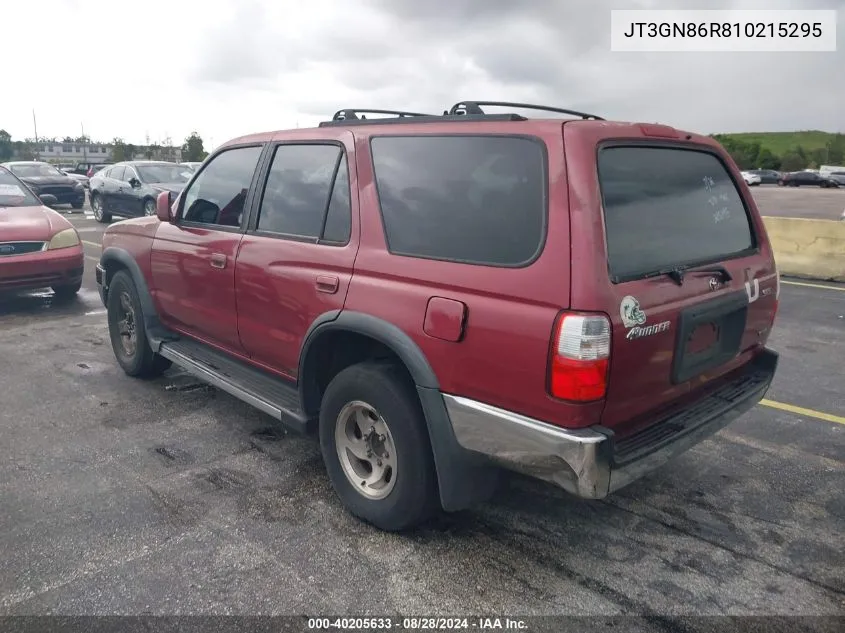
[
  {"xmin": 760, "ymin": 399, "xmax": 845, "ymax": 425},
  {"xmin": 82, "ymin": 241, "xmax": 101, "ymax": 249},
  {"xmin": 780, "ymin": 280, "xmax": 845, "ymax": 292},
  {"xmin": 85, "ymin": 256, "xmax": 99, "ymax": 263}
]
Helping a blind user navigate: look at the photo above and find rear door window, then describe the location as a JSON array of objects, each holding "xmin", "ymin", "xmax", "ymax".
[
  {"xmin": 597, "ymin": 146, "xmax": 755, "ymax": 282},
  {"xmin": 371, "ymin": 135, "xmax": 546, "ymax": 266}
]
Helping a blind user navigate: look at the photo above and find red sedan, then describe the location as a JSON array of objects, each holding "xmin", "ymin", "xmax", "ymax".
[{"xmin": 0, "ymin": 165, "xmax": 84, "ymax": 298}]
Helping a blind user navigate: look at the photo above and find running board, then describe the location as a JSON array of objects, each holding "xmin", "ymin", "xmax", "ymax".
[{"xmin": 158, "ymin": 338, "xmax": 311, "ymax": 434}]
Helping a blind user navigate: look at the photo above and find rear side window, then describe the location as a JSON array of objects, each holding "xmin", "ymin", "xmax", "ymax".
[
  {"xmin": 256, "ymin": 144, "xmax": 348, "ymax": 241},
  {"xmin": 371, "ymin": 136, "xmax": 546, "ymax": 266},
  {"xmin": 597, "ymin": 146, "xmax": 755, "ymax": 282}
]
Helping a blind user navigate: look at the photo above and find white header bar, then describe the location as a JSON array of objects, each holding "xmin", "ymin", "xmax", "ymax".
[{"xmin": 611, "ymin": 10, "xmax": 837, "ymax": 52}]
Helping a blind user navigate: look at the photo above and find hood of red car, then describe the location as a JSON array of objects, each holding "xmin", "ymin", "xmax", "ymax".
[{"xmin": 0, "ymin": 204, "xmax": 72, "ymax": 242}]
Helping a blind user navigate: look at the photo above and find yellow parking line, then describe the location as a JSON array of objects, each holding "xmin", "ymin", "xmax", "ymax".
[
  {"xmin": 760, "ymin": 399, "xmax": 845, "ymax": 425},
  {"xmin": 780, "ymin": 280, "xmax": 845, "ymax": 292},
  {"xmin": 82, "ymin": 240, "xmax": 101, "ymax": 249}
]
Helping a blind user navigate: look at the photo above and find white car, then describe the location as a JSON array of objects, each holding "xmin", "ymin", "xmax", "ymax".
[{"xmin": 741, "ymin": 171, "xmax": 761, "ymax": 186}]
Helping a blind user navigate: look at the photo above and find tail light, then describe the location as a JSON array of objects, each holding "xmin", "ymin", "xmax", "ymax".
[{"xmin": 549, "ymin": 312, "xmax": 611, "ymax": 402}]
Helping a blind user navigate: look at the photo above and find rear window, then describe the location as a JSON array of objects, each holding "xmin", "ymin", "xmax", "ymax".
[
  {"xmin": 371, "ymin": 135, "xmax": 546, "ymax": 266},
  {"xmin": 597, "ymin": 146, "xmax": 755, "ymax": 281}
]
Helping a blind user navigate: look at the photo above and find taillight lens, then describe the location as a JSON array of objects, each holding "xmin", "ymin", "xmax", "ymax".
[{"xmin": 549, "ymin": 313, "xmax": 611, "ymax": 402}]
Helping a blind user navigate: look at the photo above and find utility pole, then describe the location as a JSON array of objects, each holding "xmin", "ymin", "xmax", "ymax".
[
  {"xmin": 81, "ymin": 122, "xmax": 88, "ymax": 163},
  {"xmin": 32, "ymin": 109, "xmax": 39, "ymax": 160}
]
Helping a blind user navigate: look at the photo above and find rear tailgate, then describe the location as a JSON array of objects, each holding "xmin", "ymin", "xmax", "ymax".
[{"xmin": 564, "ymin": 122, "xmax": 778, "ymax": 435}]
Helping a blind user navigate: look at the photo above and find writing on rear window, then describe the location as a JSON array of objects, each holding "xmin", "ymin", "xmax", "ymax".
[{"xmin": 598, "ymin": 146, "xmax": 754, "ymax": 281}]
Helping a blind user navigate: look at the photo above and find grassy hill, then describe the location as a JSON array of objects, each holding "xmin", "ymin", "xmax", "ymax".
[{"xmin": 714, "ymin": 131, "xmax": 837, "ymax": 157}]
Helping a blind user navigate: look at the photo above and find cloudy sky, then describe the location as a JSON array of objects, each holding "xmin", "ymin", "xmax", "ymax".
[{"xmin": 3, "ymin": 0, "xmax": 842, "ymax": 148}]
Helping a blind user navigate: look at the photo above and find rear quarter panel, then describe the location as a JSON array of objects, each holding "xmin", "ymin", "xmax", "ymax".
[{"xmin": 345, "ymin": 121, "xmax": 604, "ymax": 428}]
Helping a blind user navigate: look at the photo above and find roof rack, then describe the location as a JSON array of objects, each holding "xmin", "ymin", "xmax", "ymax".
[
  {"xmin": 449, "ymin": 101, "xmax": 604, "ymax": 121},
  {"xmin": 316, "ymin": 101, "xmax": 604, "ymax": 128},
  {"xmin": 330, "ymin": 109, "xmax": 433, "ymax": 121}
]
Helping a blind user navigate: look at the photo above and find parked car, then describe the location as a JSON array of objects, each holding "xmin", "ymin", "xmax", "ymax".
[
  {"xmin": 819, "ymin": 164, "xmax": 845, "ymax": 177},
  {"xmin": 61, "ymin": 169, "xmax": 90, "ymax": 189},
  {"xmin": 745, "ymin": 169, "xmax": 781, "ymax": 184},
  {"xmin": 180, "ymin": 161, "xmax": 203, "ymax": 171},
  {"xmin": 89, "ymin": 161, "xmax": 193, "ymax": 222},
  {"xmin": 86, "ymin": 163, "xmax": 112, "ymax": 178},
  {"xmin": 741, "ymin": 171, "xmax": 761, "ymax": 186},
  {"xmin": 826, "ymin": 171, "xmax": 845, "ymax": 186},
  {"xmin": 1, "ymin": 161, "xmax": 86, "ymax": 209},
  {"xmin": 95, "ymin": 102, "xmax": 780, "ymax": 531},
  {"xmin": 778, "ymin": 171, "xmax": 839, "ymax": 187},
  {"xmin": 0, "ymin": 165, "xmax": 84, "ymax": 298}
]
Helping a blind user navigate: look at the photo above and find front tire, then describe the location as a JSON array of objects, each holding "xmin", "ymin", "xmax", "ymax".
[
  {"xmin": 143, "ymin": 198, "xmax": 156, "ymax": 216},
  {"xmin": 106, "ymin": 270, "xmax": 171, "ymax": 378},
  {"xmin": 319, "ymin": 362, "xmax": 439, "ymax": 532},
  {"xmin": 91, "ymin": 193, "xmax": 112, "ymax": 223}
]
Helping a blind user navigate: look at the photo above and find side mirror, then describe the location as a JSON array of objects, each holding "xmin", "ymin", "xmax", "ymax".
[
  {"xmin": 39, "ymin": 193, "xmax": 58, "ymax": 207},
  {"xmin": 156, "ymin": 190, "xmax": 173, "ymax": 223},
  {"xmin": 129, "ymin": 177, "xmax": 141, "ymax": 188}
]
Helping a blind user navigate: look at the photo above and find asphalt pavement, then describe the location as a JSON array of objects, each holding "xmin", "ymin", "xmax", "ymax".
[{"xmin": 0, "ymin": 204, "xmax": 843, "ymax": 619}]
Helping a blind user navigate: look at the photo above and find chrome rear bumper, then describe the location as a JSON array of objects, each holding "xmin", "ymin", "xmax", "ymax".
[{"xmin": 443, "ymin": 348, "xmax": 778, "ymax": 499}]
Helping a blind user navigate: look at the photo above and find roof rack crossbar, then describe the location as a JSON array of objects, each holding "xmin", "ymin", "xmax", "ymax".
[
  {"xmin": 331, "ymin": 109, "xmax": 434, "ymax": 121},
  {"xmin": 449, "ymin": 101, "xmax": 604, "ymax": 121}
]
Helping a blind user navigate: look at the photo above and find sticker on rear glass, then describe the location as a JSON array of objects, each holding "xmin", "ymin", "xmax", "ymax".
[{"xmin": 0, "ymin": 184, "xmax": 26, "ymax": 197}]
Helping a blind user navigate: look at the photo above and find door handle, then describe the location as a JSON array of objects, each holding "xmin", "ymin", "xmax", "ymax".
[
  {"xmin": 315, "ymin": 275, "xmax": 339, "ymax": 294},
  {"xmin": 210, "ymin": 253, "xmax": 227, "ymax": 269}
]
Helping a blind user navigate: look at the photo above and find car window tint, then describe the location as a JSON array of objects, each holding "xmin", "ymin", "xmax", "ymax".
[
  {"xmin": 371, "ymin": 136, "xmax": 546, "ymax": 266},
  {"xmin": 257, "ymin": 144, "xmax": 341, "ymax": 238},
  {"xmin": 181, "ymin": 146, "xmax": 262, "ymax": 227},
  {"xmin": 597, "ymin": 146, "xmax": 754, "ymax": 281},
  {"xmin": 321, "ymin": 154, "xmax": 351, "ymax": 244},
  {"xmin": 109, "ymin": 166, "xmax": 125, "ymax": 181}
]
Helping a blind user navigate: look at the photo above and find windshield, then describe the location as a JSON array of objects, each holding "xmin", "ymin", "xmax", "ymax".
[
  {"xmin": 0, "ymin": 168, "xmax": 41, "ymax": 207},
  {"xmin": 137, "ymin": 164, "xmax": 192, "ymax": 184},
  {"xmin": 9, "ymin": 163, "xmax": 64, "ymax": 178}
]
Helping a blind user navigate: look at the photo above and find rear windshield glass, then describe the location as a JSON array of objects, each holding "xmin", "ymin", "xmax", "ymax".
[
  {"xmin": 597, "ymin": 146, "xmax": 755, "ymax": 281},
  {"xmin": 371, "ymin": 136, "xmax": 546, "ymax": 266}
]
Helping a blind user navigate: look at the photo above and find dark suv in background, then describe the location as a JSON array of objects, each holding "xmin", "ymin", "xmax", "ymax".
[
  {"xmin": 95, "ymin": 101, "xmax": 780, "ymax": 531},
  {"xmin": 1, "ymin": 161, "xmax": 86, "ymax": 209},
  {"xmin": 89, "ymin": 161, "xmax": 193, "ymax": 222}
]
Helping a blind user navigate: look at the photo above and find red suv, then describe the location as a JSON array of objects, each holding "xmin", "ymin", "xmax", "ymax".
[{"xmin": 96, "ymin": 101, "xmax": 780, "ymax": 531}]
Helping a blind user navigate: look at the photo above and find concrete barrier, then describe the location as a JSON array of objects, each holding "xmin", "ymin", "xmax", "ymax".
[{"xmin": 762, "ymin": 216, "xmax": 845, "ymax": 282}]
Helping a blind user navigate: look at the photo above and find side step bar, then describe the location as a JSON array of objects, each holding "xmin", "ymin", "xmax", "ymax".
[{"xmin": 158, "ymin": 338, "xmax": 312, "ymax": 434}]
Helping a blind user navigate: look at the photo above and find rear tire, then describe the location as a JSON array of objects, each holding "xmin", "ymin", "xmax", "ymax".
[
  {"xmin": 319, "ymin": 362, "xmax": 439, "ymax": 531},
  {"xmin": 91, "ymin": 193, "xmax": 112, "ymax": 223},
  {"xmin": 106, "ymin": 270, "xmax": 171, "ymax": 378}
]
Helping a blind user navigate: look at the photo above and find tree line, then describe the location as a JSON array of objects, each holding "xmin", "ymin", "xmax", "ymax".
[
  {"xmin": 0, "ymin": 129, "xmax": 208, "ymax": 163},
  {"xmin": 711, "ymin": 133, "xmax": 845, "ymax": 172}
]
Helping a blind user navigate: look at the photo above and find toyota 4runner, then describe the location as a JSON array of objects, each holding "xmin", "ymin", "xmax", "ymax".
[{"xmin": 96, "ymin": 101, "xmax": 780, "ymax": 531}]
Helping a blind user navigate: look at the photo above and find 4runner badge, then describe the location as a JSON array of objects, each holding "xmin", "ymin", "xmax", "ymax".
[{"xmin": 620, "ymin": 295, "xmax": 671, "ymax": 340}]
